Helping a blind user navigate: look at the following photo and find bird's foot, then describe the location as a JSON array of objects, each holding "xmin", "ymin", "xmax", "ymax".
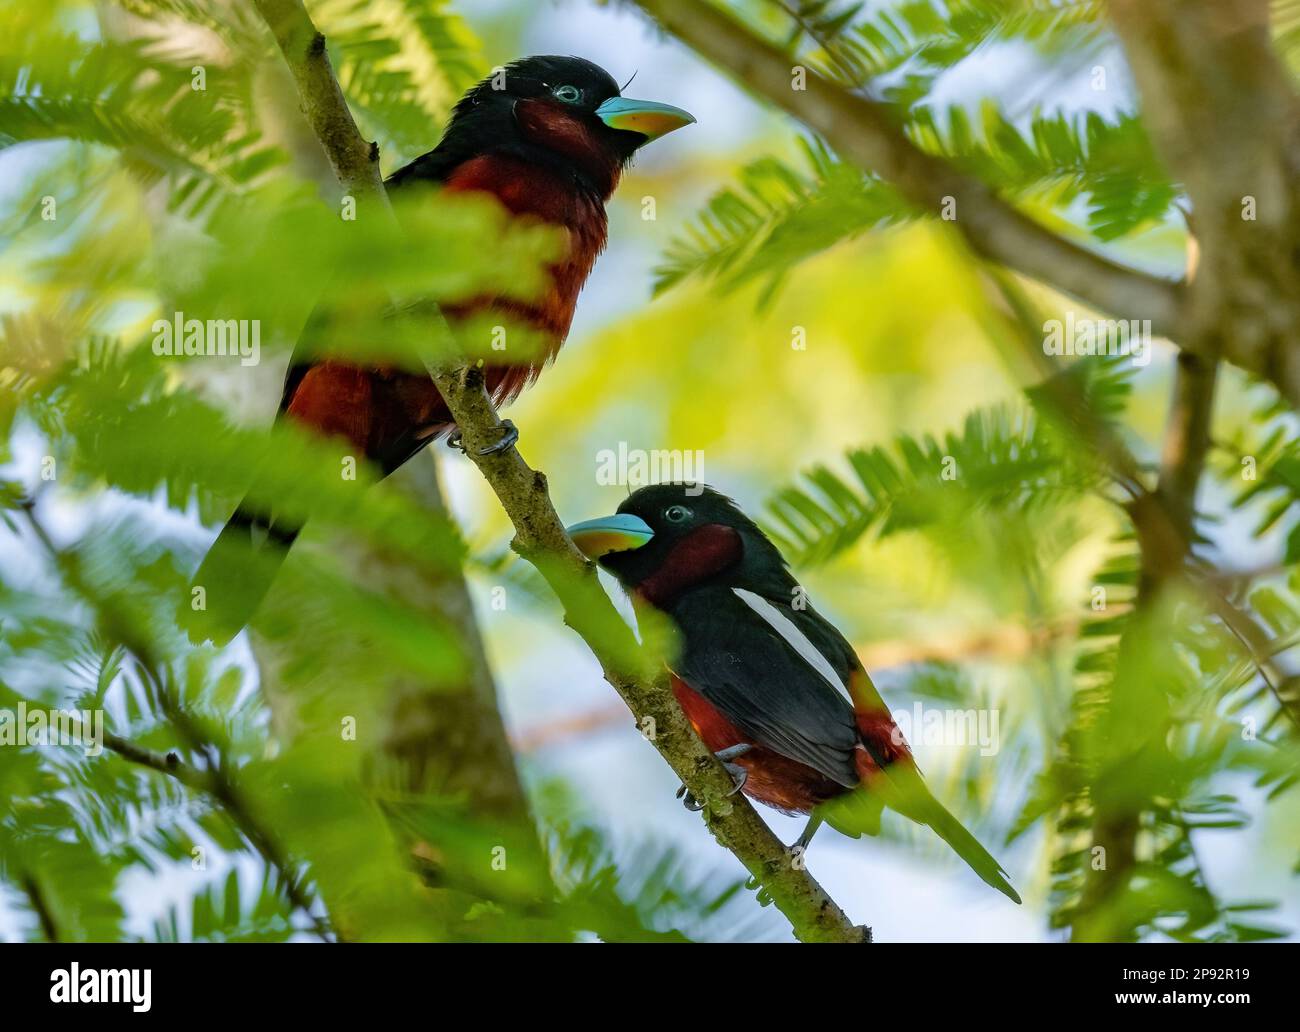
[
  {"xmin": 788, "ymin": 814, "xmax": 823, "ymax": 855},
  {"xmin": 722, "ymin": 761, "xmax": 748, "ymax": 796},
  {"xmin": 676, "ymin": 744, "xmax": 752, "ymax": 810},
  {"xmin": 445, "ymin": 419, "xmax": 518, "ymax": 456},
  {"xmin": 478, "ymin": 419, "xmax": 518, "ymax": 456}
]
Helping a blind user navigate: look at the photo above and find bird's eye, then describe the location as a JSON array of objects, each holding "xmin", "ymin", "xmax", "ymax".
[
  {"xmin": 552, "ymin": 84, "xmax": 582, "ymax": 104},
  {"xmin": 663, "ymin": 505, "xmax": 692, "ymax": 524}
]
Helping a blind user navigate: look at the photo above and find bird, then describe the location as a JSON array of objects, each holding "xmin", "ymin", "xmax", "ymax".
[
  {"xmin": 186, "ymin": 56, "xmax": 694, "ymax": 643},
  {"xmin": 566, "ymin": 483, "xmax": 1021, "ymax": 903}
]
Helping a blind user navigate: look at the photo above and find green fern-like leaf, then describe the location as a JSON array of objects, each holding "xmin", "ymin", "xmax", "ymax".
[
  {"xmin": 763, "ymin": 390, "xmax": 1117, "ymax": 567},
  {"xmin": 658, "ymin": 103, "xmax": 1172, "ymax": 302},
  {"xmin": 150, "ymin": 867, "xmax": 295, "ymax": 943},
  {"xmin": 908, "ymin": 103, "xmax": 1177, "ymax": 239},
  {"xmin": 654, "ymin": 138, "xmax": 912, "ymax": 303},
  {"xmin": 781, "ymin": 0, "xmax": 1107, "ymax": 104},
  {"xmin": 0, "ymin": 19, "xmax": 282, "ymax": 221},
  {"xmin": 315, "ymin": 0, "xmax": 485, "ymax": 159}
]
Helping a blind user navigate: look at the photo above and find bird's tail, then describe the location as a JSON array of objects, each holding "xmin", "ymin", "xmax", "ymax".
[
  {"xmin": 182, "ymin": 503, "xmax": 301, "ymax": 645},
  {"xmin": 824, "ymin": 764, "xmax": 1021, "ymax": 904},
  {"xmin": 920, "ymin": 792, "xmax": 1021, "ymax": 903},
  {"xmin": 890, "ymin": 766, "xmax": 1021, "ymax": 904},
  {"xmin": 841, "ymin": 667, "xmax": 1020, "ymax": 903}
]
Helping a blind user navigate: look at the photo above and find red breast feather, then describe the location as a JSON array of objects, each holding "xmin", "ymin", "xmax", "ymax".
[{"xmin": 284, "ymin": 153, "xmax": 609, "ymax": 463}]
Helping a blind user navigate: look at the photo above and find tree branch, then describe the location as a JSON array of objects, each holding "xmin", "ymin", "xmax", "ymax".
[
  {"xmin": 103, "ymin": 731, "xmax": 211, "ymax": 792},
  {"xmin": 627, "ymin": 0, "xmax": 1183, "ymax": 333},
  {"xmin": 20, "ymin": 874, "xmax": 60, "ymax": 943},
  {"xmin": 1072, "ymin": 351, "xmax": 1218, "ymax": 941},
  {"xmin": 1107, "ymin": 0, "xmax": 1300, "ymax": 405},
  {"xmin": 628, "ymin": 0, "xmax": 1300, "ymax": 408},
  {"xmin": 1210, "ymin": 593, "xmax": 1300, "ymax": 734},
  {"xmin": 250, "ymin": 0, "xmax": 865, "ymax": 941},
  {"xmin": 250, "ymin": 0, "xmax": 389, "ymax": 210},
  {"xmin": 136, "ymin": 659, "xmax": 338, "ymax": 941},
  {"xmin": 15, "ymin": 498, "xmax": 336, "ymax": 942},
  {"xmin": 249, "ymin": 0, "xmax": 543, "ymax": 849},
  {"xmin": 428, "ymin": 367, "xmax": 869, "ymax": 942}
]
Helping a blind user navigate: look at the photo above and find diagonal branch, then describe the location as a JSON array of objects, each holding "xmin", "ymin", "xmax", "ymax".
[
  {"xmin": 251, "ymin": 0, "xmax": 389, "ymax": 210},
  {"xmin": 626, "ymin": 0, "xmax": 1184, "ymax": 333},
  {"xmin": 20, "ymin": 874, "xmax": 60, "ymax": 943},
  {"xmin": 251, "ymin": 0, "xmax": 867, "ymax": 942},
  {"xmin": 134, "ymin": 656, "xmax": 337, "ymax": 940},
  {"xmin": 626, "ymin": 0, "xmax": 1300, "ymax": 409},
  {"xmin": 16, "ymin": 498, "xmax": 336, "ymax": 941},
  {"xmin": 103, "ymin": 730, "xmax": 212, "ymax": 793},
  {"xmin": 1210, "ymin": 593, "xmax": 1300, "ymax": 734},
  {"xmin": 428, "ymin": 367, "xmax": 869, "ymax": 943},
  {"xmin": 249, "ymin": 0, "xmax": 541, "ymax": 839}
]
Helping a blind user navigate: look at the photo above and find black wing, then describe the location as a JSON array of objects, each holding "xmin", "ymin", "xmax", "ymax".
[{"xmin": 673, "ymin": 587, "xmax": 859, "ymax": 787}]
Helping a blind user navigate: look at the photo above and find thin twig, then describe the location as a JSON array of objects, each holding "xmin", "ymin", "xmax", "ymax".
[
  {"xmin": 20, "ymin": 874, "xmax": 60, "ymax": 943},
  {"xmin": 1209, "ymin": 595, "xmax": 1300, "ymax": 733},
  {"xmin": 15, "ymin": 498, "xmax": 337, "ymax": 942},
  {"xmin": 102, "ymin": 733, "xmax": 202, "ymax": 788}
]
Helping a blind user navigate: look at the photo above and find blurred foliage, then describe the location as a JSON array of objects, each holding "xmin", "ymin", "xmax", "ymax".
[
  {"xmin": 761, "ymin": 355, "xmax": 1128, "ymax": 566},
  {"xmin": 0, "ymin": 0, "xmax": 1296, "ymax": 943},
  {"xmin": 316, "ymin": 0, "xmax": 482, "ymax": 156},
  {"xmin": 775, "ymin": 0, "xmax": 1108, "ymax": 97}
]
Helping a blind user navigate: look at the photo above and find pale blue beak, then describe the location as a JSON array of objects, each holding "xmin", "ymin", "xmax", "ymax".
[
  {"xmin": 566, "ymin": 513, "xmax": 655, "ymax": 559},
  {"xmin": 595, "ymin": 96, "xmax": 695, "ymax": 141}
]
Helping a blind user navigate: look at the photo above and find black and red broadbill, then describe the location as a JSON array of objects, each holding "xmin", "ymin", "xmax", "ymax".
[
  {"xmin": 567, "ymin": 484, "xmax": 1021, "ymax": 903},
  {"xmin": 187, "ymin": 57, "xmax": 693, "ymax": 643}
]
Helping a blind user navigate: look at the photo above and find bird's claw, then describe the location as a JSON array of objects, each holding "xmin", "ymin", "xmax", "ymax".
[
  {"xmin": 677, "ymin": 745, "xmax": 751, "ymax": 810},
  {"xmin": 445, "ymin": 419, "xmax": 518, "ymax": 456},
  {"xmin": 723, "ymin": 761, "xmax": 748, "ymax": 796},
  {"xmin": 477, "ymin": 419, "xmax": 518, "ymax": 456}
]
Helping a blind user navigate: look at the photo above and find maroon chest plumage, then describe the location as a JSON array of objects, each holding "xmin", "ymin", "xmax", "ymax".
[{"xmin": 283, "ymin": 152, "xmax": 611, "ymax": 465}]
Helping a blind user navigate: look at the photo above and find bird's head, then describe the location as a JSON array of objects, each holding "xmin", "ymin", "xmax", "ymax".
[
  {"xmin": 442, "ymin": 55, "xmax": 694, "ymax": 196},
  {"xmin": 567, "ymin": 483, "xmax": 792, "ymax": 605}
]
